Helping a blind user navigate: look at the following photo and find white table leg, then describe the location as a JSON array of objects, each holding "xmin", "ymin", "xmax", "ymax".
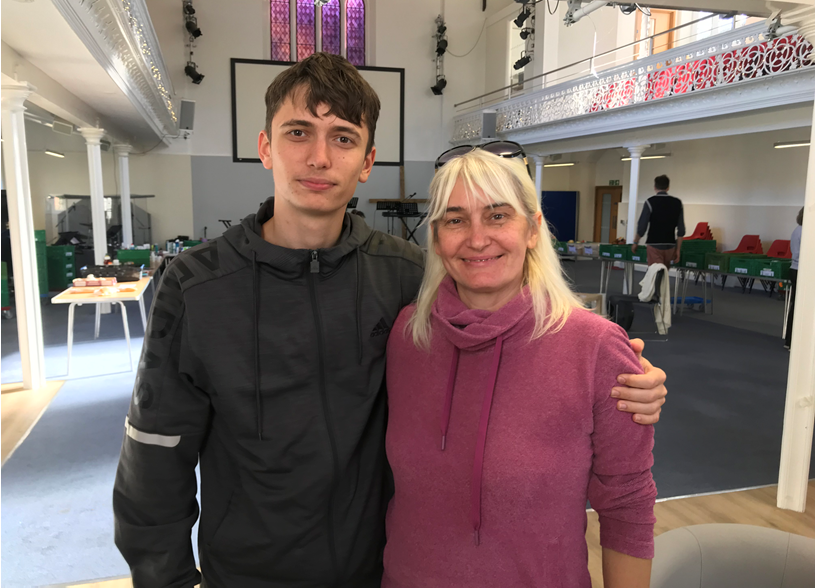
[
  {"xmin": 94, "ymin": 304, "xmax": 101, "ymax": 339},
  {"xmin": 138, "ymin": 296, "xmax": 147, "ymax": 332},
  {"xmin": 119, "ymin": 302, "xmax": 133, "ymax": 371},
  {"xmin": 67, "ymin": 303, "xmax": 77, "ymax": 377},
  {"xmin": 599, "ymin": 261, "xmax": 606, "ymax": 293},
  {"xmin": 673, "ymin": 268, "xmax": 680, "ymax": 315},
  {"xmin": 782, "ymin": 281, "xmax": 792, "ymax": 339}
]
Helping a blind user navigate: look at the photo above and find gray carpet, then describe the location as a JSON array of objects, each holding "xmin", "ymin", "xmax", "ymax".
[{"xmin": 0, "ymin": 263, "xmax": 809, "ymax": 586}]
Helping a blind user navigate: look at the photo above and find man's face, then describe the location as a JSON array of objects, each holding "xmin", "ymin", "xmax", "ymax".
[{"xmin": 258, "ymin": 91, "xmax": 376, "ymax": 217}]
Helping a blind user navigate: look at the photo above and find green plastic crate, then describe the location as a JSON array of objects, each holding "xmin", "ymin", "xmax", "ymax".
[
  {"xmin": 628, "ymin": 245, "xmax": 648, "ymax": 262},
  {"xmin": 729, "ymin": 255, "xmax": 767, "ymax": 276},
  {"xmin": 753, "ymin": 258, "xmax": 791, "ymax": 280},
  {"xmin": 599, "ymin": 244, "xmax": 629, "ymax": 260},
  {"xmin": 555, "ymin": 241, "xmax": 568, "ymax": 254},
  {"xmin": 681, "ymin": 239, "xmax": 717, "ymax": 253},
  {"xmin": 117, "ymin": 249, "xmax": 151, "ymax": 267},
  {"xmin": 705, "ymin": 252, "xmax": 736, "ymax": 272},
  {"xmin": 679, "ymin": 251, "xmax": 705, "ymax": 269},
  {"xmin": 46, "ymin": 245, "xmax": 76, "ymax": 291}
]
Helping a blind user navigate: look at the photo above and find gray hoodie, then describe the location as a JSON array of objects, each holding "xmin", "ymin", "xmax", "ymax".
[{"xmin": 114, "ymin": 198, "xmax": 425, "ymax": 588}]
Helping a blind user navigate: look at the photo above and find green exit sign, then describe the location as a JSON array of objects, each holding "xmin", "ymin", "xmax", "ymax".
[{"xmin": 609, "ymin": 180, "xmax": 620, "ymax": 186}]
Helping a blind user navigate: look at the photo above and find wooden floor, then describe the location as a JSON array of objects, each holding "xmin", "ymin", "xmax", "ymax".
[
  {"xmin": 1, "ymin": 380, "xmax": 64, "ymax": 465},
  {"xmin": 50, "ymin": 482, "xmax": 814, "ymax": 588}
]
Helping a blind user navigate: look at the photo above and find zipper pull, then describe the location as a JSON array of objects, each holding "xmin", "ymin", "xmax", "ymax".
[{"xmin": 310, "ymin": 250, "xmax": 319, "ymax": 273}]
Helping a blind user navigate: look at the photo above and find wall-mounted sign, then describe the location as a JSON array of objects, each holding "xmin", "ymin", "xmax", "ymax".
[{"xmin": 608, "ymin": 180, "xmax": 620, "ymax": 186}]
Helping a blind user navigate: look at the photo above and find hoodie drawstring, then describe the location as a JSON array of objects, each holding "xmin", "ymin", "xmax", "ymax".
[
  {"xmin": 356, "ymin": 251, "xmax": 363, "ymax": 364},
  {"xmin": 440, "ymin": 348, "xmax": 460, "ymax": 451},
  {"xmin": 439, "ymin": 336, "xmax": 504, "ymax": 546},
  {"xmin": 253, "ymin": 252, "xmax": 263, "ymax": 441},
  {"xmin": 472, "ymin": 335, "xmax": 503, "ymax": 546}
]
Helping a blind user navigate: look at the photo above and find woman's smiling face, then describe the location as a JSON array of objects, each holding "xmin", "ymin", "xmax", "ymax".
[{"xmin": 434, "ymin": 178, "xmax": 539, "ymax": 311}]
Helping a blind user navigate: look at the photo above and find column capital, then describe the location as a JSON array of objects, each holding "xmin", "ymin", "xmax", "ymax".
[
  {"xmin": 530, "ymin": 155, "xmax": 545, "ymax": 166},
  {"xmin": 625, "ymin": 145, "xmax": 650, "ymax": 158},
  {"xmin": 114, "ymin": 144, "xmax": 133, "ymax": 157},
  {"xmin": 1, "ymin": 82, "xmax": 36, "ymax": 113},
  {"xmin": 78, "ymin": 127, "xmax": 107, "ymax": 145}
]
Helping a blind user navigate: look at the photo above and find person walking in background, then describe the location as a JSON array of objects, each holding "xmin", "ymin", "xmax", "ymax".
[
  {"xmin": 632, "ymin": 175, "xmax": 685, "ymax": 266},
  {"xmin": 784, "ymin": 206, "xmax": 803, "ymax": 350}
]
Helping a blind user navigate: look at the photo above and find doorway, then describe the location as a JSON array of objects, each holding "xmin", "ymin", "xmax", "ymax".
[
  {"xmin": 634, "ymin": 9, "xmax": 676, "ymax": 58},
  {"xmin": 593, "ymin": 186, "xmax": 622, "ymax": 243}
]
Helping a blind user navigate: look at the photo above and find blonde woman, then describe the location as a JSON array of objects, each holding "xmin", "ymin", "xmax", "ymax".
[{"xmin": 383, "ymin": 146, "xmax": 656, "ymax": 588}]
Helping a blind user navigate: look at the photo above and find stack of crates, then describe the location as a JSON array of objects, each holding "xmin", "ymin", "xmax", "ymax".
[
  {"xmin": 628, "ymin": 245, "xmax": 647, "ymax": 263},
  {"xmin": 1, "ymin": 261, "xmax": 9, "ymax": 309},
  {"xmin": 35, "ymin": 230, "xmax": 48, "ymax": 296},
  {"xmin": 117, "ymin": 249, "xmax": 151, "ymax": 267},
  {"xmin": 46, "ymin": 245, "xmax": 77, "ymax": 291},
  {"xmin": 554, "ymin": 241, "xmax": 568, "ymax": 254},
  {"xmin": 680, "ymin": 240, "xmax": 717, "ymax": 270},
  {"xmin": 599, "ymin": 244, "xmax": 629, "ymax": 260},
  {"xmin": 753, "ymin": 258, "xmax": 792, "ymax": 280}
]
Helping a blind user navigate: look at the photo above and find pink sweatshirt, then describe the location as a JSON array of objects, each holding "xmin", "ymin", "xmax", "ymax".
[{"xmin": 383, "ymin": 277, "xmax": 656, "ymax": 588}]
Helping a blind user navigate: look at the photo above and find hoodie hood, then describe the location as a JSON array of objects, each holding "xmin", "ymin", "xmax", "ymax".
[
  {"xmin": 431, "ymin": 275, "xmax": 534, "ymax": 352},
  {"xmin": 430, "ymin": 275, "xmax": 536, "ymax": 545},
  {"xmin": 223, "ymin": 197, "xmax": 373, "ymax": 279}
]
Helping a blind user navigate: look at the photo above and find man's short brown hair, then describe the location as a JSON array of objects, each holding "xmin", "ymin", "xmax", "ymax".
[{"xmin": 264, "ymin": 52, "xmax": 380, "ymax": 154}]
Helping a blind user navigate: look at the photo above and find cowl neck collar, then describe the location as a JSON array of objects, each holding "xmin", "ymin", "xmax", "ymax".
[{"xmin": 431, "ymin": 275, "xmax": 534, "ymax": 352}]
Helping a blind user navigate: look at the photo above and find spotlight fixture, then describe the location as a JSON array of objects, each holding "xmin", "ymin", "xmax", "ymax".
[
  {"xmin": 514, "ymin": 54, "xmax": 532, "ymax": 70},
  {"xmin": 183, "ymin": 0, "xmax": 195, "ymax": 15},
  {"xmin": 45, "ymin": 150, "xmax": 65, "ymax": 158},
  {"xmin": 185, "ymin": 15, "xmax": 202, "ymax": 38},
  {"xmin": 774, "ymin": 141, "xmax": 810, "ymax": 149},
  {"xmin": 520, "ymin": 28, "xmax": 534, "ymax": 40},
  {"xmin": 185, "ymin": 61, "xmax": 205, "ymax": 84},
  {"xmin": 437, "ymin": 23, "xmax": 447, "ymax": 36},
  {"xmin": 430, "ymin": 76, "xmax": 447, "ymax": 96},
  {"xmin": 514, "ymin": 8, "xmax": 530, "ymax": 28},
  {"xmin": 436, "ymin": 39, "xmax": 448, "ymax": 56}
]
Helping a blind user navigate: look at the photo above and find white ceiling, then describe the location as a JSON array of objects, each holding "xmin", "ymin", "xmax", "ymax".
[{"xmin": 1, "ymin": 0, "xmax": 162, "ymax": 147}]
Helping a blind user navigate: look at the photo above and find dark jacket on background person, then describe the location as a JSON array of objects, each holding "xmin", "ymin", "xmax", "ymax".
[
  {"xmin": 636, "ymin": 192, "xmax": 685, "ymax": 249},
  {"xmin": 113, "ymin": 198, "xmax": 425, "ymax": 588}
]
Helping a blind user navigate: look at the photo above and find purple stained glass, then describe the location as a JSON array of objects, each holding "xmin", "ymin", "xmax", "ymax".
[
  {"xmin": 270, "ymin": 0, "xmax": 290, "ymax": 62},
  {"xmin": 321, "ymin": 0, "xmax": 341, "ymax": 56},
  {"xmin": 346, "ymin": 0, "xmax": 365, "ymax": 65},
  {"xmin": 296, "ymin": 0, "xmax": 316, "ymax": 61}
]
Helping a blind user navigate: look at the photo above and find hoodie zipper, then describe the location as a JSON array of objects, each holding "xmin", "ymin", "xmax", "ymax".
[{"xmin": 308, "ymin": 250, "xmax": 340, "ymax": 580}]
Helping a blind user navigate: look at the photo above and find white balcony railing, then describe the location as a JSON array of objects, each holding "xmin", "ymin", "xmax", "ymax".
[{"xmin": 452, "ymin": 23, "xmax": 814, "ymax": 143}]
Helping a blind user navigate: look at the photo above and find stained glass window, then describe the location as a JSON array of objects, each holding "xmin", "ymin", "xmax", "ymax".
[
  {"xmin": 296, "ymin": 0, "xmax": 316, "ymax": 61},
  {"xmin": 321, "ymin": 0, "xmax": 341, "ymax": 56},
  {"xmin": 270, "ymin": 0, "xmax": 290, "ymax": 61},
  {"xmin": 346, "ymin": 0, "xmax": 365, "ymax": 66}
]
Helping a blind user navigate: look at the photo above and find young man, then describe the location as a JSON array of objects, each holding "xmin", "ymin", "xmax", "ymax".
[
  {"xmin": 632, "ymin": 175, "xmax": 686, "ymax": 266},
  {"xmin": 114, "ymin": 53, "xmax": 668, "ymax": 587}
]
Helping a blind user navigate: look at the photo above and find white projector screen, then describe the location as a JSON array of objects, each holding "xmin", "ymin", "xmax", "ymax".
[{"xmin": 231, "ymin": 58, "xmax": 404, "ymax": 165}]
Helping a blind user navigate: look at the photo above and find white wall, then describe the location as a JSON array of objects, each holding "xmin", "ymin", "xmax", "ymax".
[{"xmin": 592, "ymin": 128, "xmax": 810, "ymax": 250}]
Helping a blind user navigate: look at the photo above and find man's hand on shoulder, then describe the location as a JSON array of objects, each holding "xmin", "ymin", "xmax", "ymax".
[{"xmin": 612, "ymin": 338, "xmax": 667, "ymax": 425}]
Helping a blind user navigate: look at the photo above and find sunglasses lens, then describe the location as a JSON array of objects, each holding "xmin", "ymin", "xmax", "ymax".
[
  {"xmin": 482, "ymin": 141, "xmax": 523, "ymax": 157},
  {"xmin": 436, "ymin": 146, "xmax": 473, "ymax": 168}
]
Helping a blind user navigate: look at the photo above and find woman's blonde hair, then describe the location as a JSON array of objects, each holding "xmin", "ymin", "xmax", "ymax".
[{"xmin": 408, "ymin": 148, "xmax": 584, "ymax": 349}]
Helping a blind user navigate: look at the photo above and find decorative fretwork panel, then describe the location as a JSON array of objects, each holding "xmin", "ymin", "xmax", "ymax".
[{"xmin": 270, "ymin": 0, "xmax": 290, "ymax": 61}]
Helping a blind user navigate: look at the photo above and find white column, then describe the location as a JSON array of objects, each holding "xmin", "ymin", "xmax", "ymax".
[
  {"xmin": 1, "ymin": 82, "xmax": 46, "ymax": 390},
  {"xmin": 777, "ymin": 114, "xmax": 815, "ymax": 512},
  {"xmin": 625, "ymin": 145, "xmax": 649, "ymax": 244},
  {"xmin": 340, "ymin": 0, "xmax": 347, "ymax": 59},
  {"xmin": 114, "ymin": 145, "xmax": 133, "ymax": 247},
  {"xmin": 532, "ymin": 155, "xmax": 544, "ymax": 200},
  {"xmin": 79, "ymin": 128, "xmax": 107, "ymax": 266}
]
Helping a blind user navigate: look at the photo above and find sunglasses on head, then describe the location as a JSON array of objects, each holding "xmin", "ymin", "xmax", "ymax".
[{"xmin": 434, "ymin": 140, "xmax": 528, "ymax": 170}]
